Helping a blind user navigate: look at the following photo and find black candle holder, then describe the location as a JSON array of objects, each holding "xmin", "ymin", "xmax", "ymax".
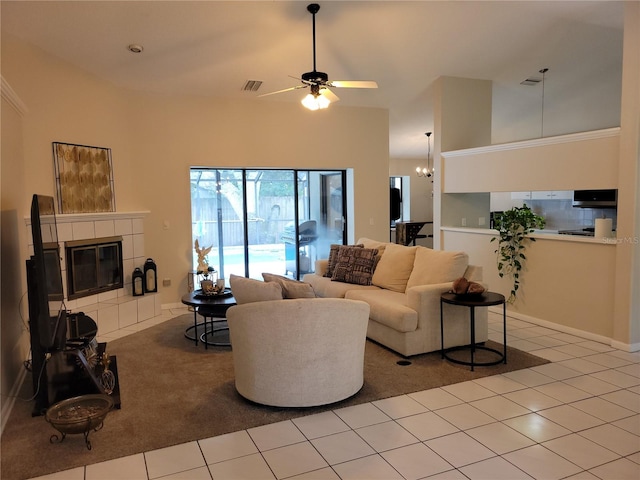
[
  {"xmin": 132, "ymin": 268, "xmax": 144, "ymax": 296},
  {"xmin": 143, "ymin": 258, "xmax": 158, "ymax": 293}
]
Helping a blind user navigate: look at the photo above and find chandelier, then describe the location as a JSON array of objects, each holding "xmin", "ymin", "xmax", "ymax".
[{"xmin": 416, "ymin": 132, "xmax": 433, "ymax": 178}]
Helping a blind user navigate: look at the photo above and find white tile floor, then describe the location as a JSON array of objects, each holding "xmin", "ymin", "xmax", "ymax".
[{"xmin": 32, "ymin": 309, "xmax": 640, "ymax": 480}]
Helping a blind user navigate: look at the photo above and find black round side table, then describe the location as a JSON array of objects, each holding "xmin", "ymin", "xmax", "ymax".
[
  {"xmin": 181, "ymin": 290, "xmax": 236, "ymax": 348},
  {"xmin": 440, "ymin": 291, "xmax": 507, "ymax": 371}
]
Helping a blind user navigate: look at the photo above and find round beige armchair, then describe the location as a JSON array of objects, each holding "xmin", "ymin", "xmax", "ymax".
[{"xmin": 226, "ymin": 298, "xmax": 370, "ymax": 407}]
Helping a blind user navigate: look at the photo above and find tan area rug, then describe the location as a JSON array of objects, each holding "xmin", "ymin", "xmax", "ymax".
[{"xmin": 1, "ymin": 314, "xmax": 548, "ymax": 480}]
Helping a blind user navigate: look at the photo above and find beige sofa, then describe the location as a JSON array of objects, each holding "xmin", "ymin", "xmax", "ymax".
[
  {"xmin": 227, "ymin": 298, "xmax": 370, "ymax": 407},
  {"xmin": 303, "ymin": 238, "xmax": 488, "ymax": 357}
]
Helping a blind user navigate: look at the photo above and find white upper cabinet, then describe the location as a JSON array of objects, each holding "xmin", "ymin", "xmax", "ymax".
[
  {"xmin": 531, "ymin": 191, "xmax": 573, "ymax": 200},
  {"xmin": 441, "ymin": 128, "xmax": 619, "ymax": 193},
  {"xmin": 511, "ymin": 191, "xmax": 532, "ymax": 200}
]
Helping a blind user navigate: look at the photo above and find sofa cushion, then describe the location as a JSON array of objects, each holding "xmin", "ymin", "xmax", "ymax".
[
  {"xmin": 230, "ymin": 274, "xmax": 283, "ymax": 304},
  {"xmin": 262, "ymin": 272, "xmax": 316, "ymax": 299},
  {"xmin": 405, "ymin": 247, "xmax": 469, "ymax": 289},
  {"xmin": 324, "ymin": 244, "xmax": 363, "ymax": 278},
  {"xmin": 345, "ymin": 289, "xmax": 418, "ymax": 333},
  {"xmin": 331, "ymin": 246, "xmax": 378, "ymax": 286},
  {"xmin": 303, "ymin": 274, "xmax": 380, "ymax": 298},
  {"xmin": 371, "ymin": 243, "xmax": 417, "ymax": 293}
]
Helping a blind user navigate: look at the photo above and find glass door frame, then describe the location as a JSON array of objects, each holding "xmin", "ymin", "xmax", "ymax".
[{"xmin": 190, "ymin": 168, "xmax": 347, "ymax": 281}]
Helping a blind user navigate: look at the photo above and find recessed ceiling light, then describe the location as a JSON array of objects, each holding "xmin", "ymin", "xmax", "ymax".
[{"xmin": 127, "ymin": 44, "xmax": 144, "ymax": 54}]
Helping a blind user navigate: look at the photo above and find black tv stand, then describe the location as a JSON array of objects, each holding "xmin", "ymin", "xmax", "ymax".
[
  {"xmin": 26, "ymin": 195, "xmax": 121, "ymax": 416},
  {"xmin": 28, "ymin": 305, "xmax": 121, "ymax": 416},
  {"xmin": 45, "ymin": 341, "xmax": 121, "ymax": 409}
]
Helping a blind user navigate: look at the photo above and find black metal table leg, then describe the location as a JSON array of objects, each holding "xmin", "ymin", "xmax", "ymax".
[{"xmin": 440, "ymin": 291, "xmax": 507, "ymax": 371}]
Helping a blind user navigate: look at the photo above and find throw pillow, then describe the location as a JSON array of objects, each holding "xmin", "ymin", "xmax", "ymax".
[
  {"xmin": 405, "ymin": 247, "xmax": 469, "ymax": 289},
  {"xmin": 357, "ymin": 237, "xmax": 387, "ymax": 267},
  {"xmin": 331, "ymin": 246, "xmax": 378, "ymax": 286},
  {"xmin": 324, "ymin": 243, "xmax": 363, "ymax": 278},
  {"xmin": 371, "ymin": 243, "xmax": 418, "ymax": 293},
  {"xmin": 262, "ymin": 272, "xmax": 316, "ymax": 299},
  {"xmin": 229, "ymin": 274, "xmax": 283, "ymax": 304}
]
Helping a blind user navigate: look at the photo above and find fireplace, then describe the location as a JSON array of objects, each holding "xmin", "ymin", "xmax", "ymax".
[{"xmin": 65, "ymin": 236, "xmax": 124, "ymax": 300}]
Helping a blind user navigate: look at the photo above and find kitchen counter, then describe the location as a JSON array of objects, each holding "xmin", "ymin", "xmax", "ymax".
[
  {"xmin": 441, "ymin": 227, "xmax": 617, "ymax": 245},
  {"xmin": 440, "ymin": 225, "xmax": 618, "ymax": 341}
]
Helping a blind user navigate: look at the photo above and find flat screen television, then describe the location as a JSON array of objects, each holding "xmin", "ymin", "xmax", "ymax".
[{"xmin": 28, "ymin": 194, "xmax": 66, "ymax": 351}]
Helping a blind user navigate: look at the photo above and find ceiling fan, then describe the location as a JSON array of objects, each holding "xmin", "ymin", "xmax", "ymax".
[{"xmin": 259, "ymin": 3, "xmax": 378, "ymax": 110}]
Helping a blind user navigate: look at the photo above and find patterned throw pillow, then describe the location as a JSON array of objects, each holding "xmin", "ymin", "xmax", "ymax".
[
  {"xmin": 331, "ymin": 246, "xmax": 378, "ymax": 286},
  {"xmin": 324, "ymin": 243, "xmax": 364, "ymax": 278}
]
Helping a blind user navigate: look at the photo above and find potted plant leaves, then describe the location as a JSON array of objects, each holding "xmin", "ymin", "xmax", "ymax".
[{"xmin": 490, "ymin": 205, "xmax": 545, "ymax": 303}]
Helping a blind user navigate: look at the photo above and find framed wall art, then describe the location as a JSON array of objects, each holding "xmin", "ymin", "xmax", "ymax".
[{"xmin": 53, "ymin": 142, "xmax": 115, "ymax": 214}]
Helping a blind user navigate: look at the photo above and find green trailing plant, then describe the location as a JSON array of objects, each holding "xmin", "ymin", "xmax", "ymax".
[{"xmin": 490, "ymin": 205, "xmax": 545, "ymax": 303}]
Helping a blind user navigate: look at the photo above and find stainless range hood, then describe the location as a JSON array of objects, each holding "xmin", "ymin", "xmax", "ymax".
[{"xmin": 572, "ymin": 189, "xmax": 617, "ymax": 208}]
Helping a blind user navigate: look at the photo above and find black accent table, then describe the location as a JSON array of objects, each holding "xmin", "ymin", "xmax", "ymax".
[
  {"xmin": 181, "ymin": 290, "xmax": 236, "ymax": 348},
  {"xmin": 440, "ymin": 291, "xmax": 507, "ymax": 371}
]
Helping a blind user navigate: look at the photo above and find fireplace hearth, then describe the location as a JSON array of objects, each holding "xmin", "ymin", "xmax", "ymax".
[{"xmin": 65, "ymin": 236, "xmax": 123, "ymax": 300}]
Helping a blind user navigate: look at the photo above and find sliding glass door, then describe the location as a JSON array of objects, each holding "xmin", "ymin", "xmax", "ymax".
[{"xmin": 191, "ymin": 168, "xmax": 346, "ymax": 281}]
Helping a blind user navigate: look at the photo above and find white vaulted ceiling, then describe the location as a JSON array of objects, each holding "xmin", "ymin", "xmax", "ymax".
[{"xmin": 1, "ymin": 1, "xmax": 624, "ymax": 157}]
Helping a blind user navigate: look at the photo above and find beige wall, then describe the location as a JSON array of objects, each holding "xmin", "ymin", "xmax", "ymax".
[
  {"xmin": 124, "ymin": 94, "xmax": 389, "ymax": 302},
  {"xmin": 1, "ymin": 93, "xmax": 32, "ymax": 425},
  {"xmin": 437, "ymin": 77, "xmax": 492, "ymax": 152},
  {"xmin": 443, "ymin": 229, "xmax": 617, "ymax": 341},
  {"xmin": 613, "ymin": 1, "xmax": 640, "ymax": 349},
  {"xmin": 1, "ymin": 36, "xmax": 132, "ymax": 209},
  {"xmin": 432, "ymin": 76, "xmax": 493, "ymax": 250},
  {"xmin": 1, "ymin": 34, "xmax": 389, "ymax": 304}
]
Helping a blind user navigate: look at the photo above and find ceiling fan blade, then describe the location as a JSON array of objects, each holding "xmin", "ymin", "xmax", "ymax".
[
  {"xmin": 330, "ymin": 80, "xmax": 378, "ymax": 89},
  {"xmin": 257, "ymin": 85, "xmax": 307, "ymax": 98},
  {"xmin": 321, "ymin": 88, "xmax": 340, "ymax": 103},
  {"xmin": 291, "ymin": 76, "xmax": 317, "ymax": 88}
]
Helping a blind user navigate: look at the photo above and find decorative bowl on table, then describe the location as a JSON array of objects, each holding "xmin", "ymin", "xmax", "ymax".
[
  {"xmin": 450, "ymin": 277, "xmax": 486, "ymax": 297},
  {"xmin": 194, "ymin": 288, "xmax": 232, "ymax": 299}
]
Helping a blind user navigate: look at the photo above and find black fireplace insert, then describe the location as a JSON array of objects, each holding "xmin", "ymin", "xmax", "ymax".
[{"xmin": 65, "ymin": 236, "xmax": 123, "ymax": 300}]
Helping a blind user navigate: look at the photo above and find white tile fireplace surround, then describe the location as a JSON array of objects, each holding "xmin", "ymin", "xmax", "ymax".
[{"xmin": 25, "ymin": 211, "xmax": 161, "ymax": 336}]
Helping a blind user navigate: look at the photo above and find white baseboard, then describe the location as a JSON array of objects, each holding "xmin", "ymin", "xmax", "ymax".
[
  {"xmin": 611, "ymin": 339, "xmax": 640, "ymax": 353},
  {"xmin": 488, "ymin": 307, "xmax": 639, "ymax": 352}
]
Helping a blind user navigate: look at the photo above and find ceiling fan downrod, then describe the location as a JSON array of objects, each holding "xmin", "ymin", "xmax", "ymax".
[{"xmin": 308, "ymin": 3, "xmax": 320, "ymax": 74}]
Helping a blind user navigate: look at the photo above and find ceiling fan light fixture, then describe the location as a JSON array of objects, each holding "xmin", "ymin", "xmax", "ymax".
[{"xmin": 301, "ymin": 92, "xmax": 330, "ymax": 110}]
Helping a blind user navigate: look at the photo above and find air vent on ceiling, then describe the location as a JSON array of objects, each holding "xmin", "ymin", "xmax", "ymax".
[
  {"xmin": 520, "ymin": 77, "xmax": 542, "ymax": 86},
  {"xmin": 242, "ymin": 80, "xmax": 263, "ymax": 92}
]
